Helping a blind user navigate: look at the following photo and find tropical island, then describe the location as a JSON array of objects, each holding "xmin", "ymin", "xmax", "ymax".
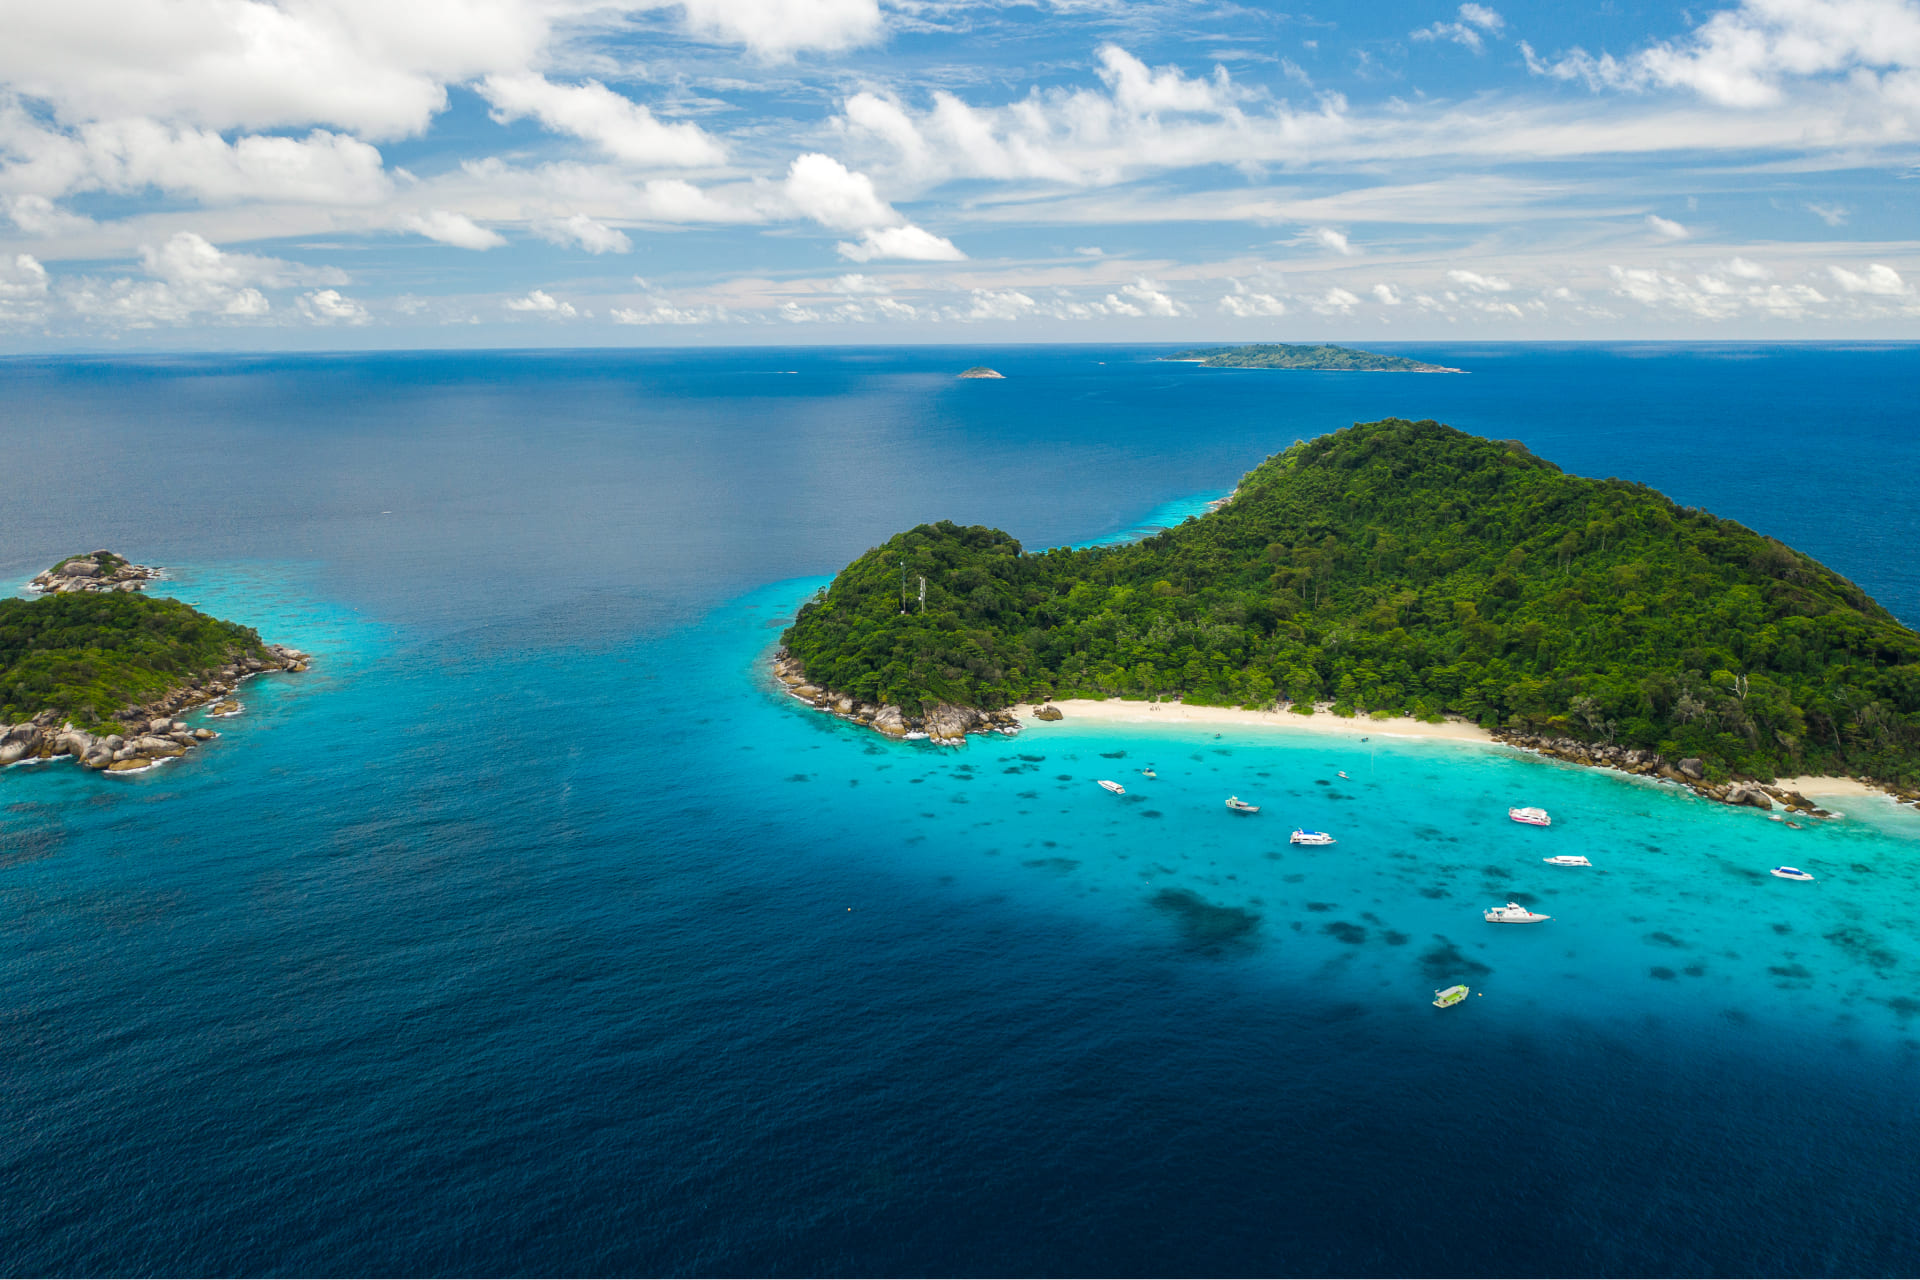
[
  {"xmin": 957, "ymin": 366, "xmax": 1005, "ymax": 379},
  {"xmin": 777, "ymin": 419, "xmax": 1920, "ymax": 803},
  {"xmin": 1165, "ymin": 343, "xmax": 1460, "ymax": 373},
  {"xmin": 1, "ymin": 552, "xmax": 307, "ymax": 772}
]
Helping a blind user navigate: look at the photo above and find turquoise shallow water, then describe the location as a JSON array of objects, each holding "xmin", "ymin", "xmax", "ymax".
[{"xmin": 5, "ymin": 345, "xmax": 1920, "ymax": 1275}]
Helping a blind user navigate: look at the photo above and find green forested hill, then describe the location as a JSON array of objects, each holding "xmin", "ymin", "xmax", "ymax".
[
  {"xmin": 782, "ymin": 418, "xmax": 1920, "ymax": 783},
  {"xmin": 0, "ymin": 592, "xmax": 272, "ymax": 727}
]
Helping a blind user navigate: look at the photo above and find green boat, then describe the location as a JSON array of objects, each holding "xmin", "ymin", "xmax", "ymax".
[{"xmin": 1433, "ymin": 985, "xmax": 1470, "ymax": 1008}]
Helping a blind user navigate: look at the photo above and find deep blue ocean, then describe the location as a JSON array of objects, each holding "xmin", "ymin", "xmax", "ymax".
[{"xmin": 3, "ymin": 344, "xmax": 1919, "ymax": 1276}]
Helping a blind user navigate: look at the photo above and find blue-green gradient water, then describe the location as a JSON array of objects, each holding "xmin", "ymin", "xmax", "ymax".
[{"xmin": 3, "ymin": 345, "xmax": 1919, "ymax": 1276}]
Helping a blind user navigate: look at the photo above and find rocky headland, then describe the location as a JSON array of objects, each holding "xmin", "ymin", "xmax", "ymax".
[
  {"xmin": 1490, "ymin": 729, "xmax": 1920, "ymax": 815},
  {"xmin": 30, "ymin": 550, "xmax": 160, "ymax": 594},
  {"xmin": 773, "ymin": 650, "xmax": 1020, "ymax": 745},
  {"xmin": 1, "ymin": 642, "xmax": 309, "ymax": 773},
  {"xmin": 2, "ymin": 550, "xmax": 309, "ymax": 775}
]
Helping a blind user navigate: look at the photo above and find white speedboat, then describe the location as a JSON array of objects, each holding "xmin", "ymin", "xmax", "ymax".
[
  {"xmin": 1771, "ymin": 866, "xmax": 1815, "ymax": 881},
  {"xmin": 1225, "ymin": 796, "xmax": 1259, "ymax": 813},
  {"xmin": 1485, "ymin": 901, "xmax": 1551, "ymax": 923},
  {"xmin": 1290, "ymin": 829, "xmax": 1335, "ymax": 845},
  {"xmin": 1141, "ymin": 767, "xmax": 1157, "ymax": 779},
  {"xmin": 1543, "ymin": 855, "xmax": 1592, "ymax": 867},
  {"xmin": 1098, "ymin": 779, "xmax": 1126, "ymax": 795},
  {"xmin": 1509, "ymin": 806, "xmax": 1552, "ymax": 827},
  {"xmin": 1433, "ymin": 985, "xmax": 1470, "ymax": 1008},
  {"xmin": 1337, "ymin": 771, "xmax": 1349, "ymax": 780}
]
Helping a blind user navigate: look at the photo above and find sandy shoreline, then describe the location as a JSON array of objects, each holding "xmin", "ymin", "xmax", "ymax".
[
  {"xmin": 1017, "ymin": 699, "xmax": 1495, "ymax": 743},
  {"xmin": 1016, "ymin": 699, "xmax": 1888, "ymax": 798}
]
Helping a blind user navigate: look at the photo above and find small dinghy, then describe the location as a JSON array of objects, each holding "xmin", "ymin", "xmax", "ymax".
[
  {"xmin": 1290, "ymin": 829, "xmax": 1336, "ymax": 846},
  {"xmin": 1225, "ymin": 795, "xmax": 1259, "ymax": 813},
  {"xmin": 1433, "ymin": 985, "xmax": 1470, "ymax": 1009},
  {"xmin": 1485, "ymin": 901, "xmax": 1551, "ymax": 923},
  {"xmin": 1509, "ymin": 806, "xmax": 1552, "ymax": 827},
  {"xmin": 1771, "ymin": 866, "xmax": 1815, "ymax": 881},
  {"xmin": 1140, "ymin": 767, "xmax": 1157, "ymax": 779},
  {"xmin": 1543, "ymin": 855, "xmax": 1592, "ymax": 867},
  {"xmin": 1098, "ymin": 779, "xmax": 1126, "ymax": 795}
]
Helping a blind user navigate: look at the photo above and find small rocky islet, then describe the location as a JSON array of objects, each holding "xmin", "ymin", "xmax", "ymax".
[{"xmin": 2, "ymin": 551, "xmax": 307, "ymax": 774}]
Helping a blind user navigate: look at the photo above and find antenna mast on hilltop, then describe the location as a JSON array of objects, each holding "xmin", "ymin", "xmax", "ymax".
[
  {"xmin": 900, "ymin": 559, "xmax": 907, "ymax": 614},
  {"xmin": 918, "ymin": 576, "xmax": 927, "ymax": 613}
]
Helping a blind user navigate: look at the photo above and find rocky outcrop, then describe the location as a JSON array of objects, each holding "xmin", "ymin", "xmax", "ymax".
[
  {"xmin": 29, "ymin": 550, "xmax": 160, "ymax": 594},
  {"xmin": 1033, "ymin": 704, "xmax": 1064, "ymax": 722},
  {"xmin": 956, "ymin": 366, "xmax": 1005, "ymax": 379},
  {"xmin": 0, "ymin": 644, "xmax": 309, "ymax": 776},
  {"xmin": 1489, "ymin": 730, "xmax": 1857, "ymax": 817},
  {"xmin": 771, "ymin": 650, "xmax": 1020, "ymax": 745}
]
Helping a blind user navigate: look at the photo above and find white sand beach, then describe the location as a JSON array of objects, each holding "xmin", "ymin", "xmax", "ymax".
[
  {"xmin": 1016, "ymin": 699, "xmax": 1495, "ymax": 744},
  {"xmin": 1018, "ymin": 702, "xmax": 1896, "ymax": 806},
  {"xmin": 1773, "ymin": 775, "xmax": 1888, "ymax": 800}
]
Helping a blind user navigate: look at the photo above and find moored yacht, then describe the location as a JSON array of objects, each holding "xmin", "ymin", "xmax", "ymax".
[
  {"xmin": 1225, "ymin": 795, "xmax": 1259, "ymax": 813},
  {"xmin": 1509, "ymin": 806, "xmax": 1552, "ymax": 827},
  {"xmin": 1485, "ymin": 901, "xmax": 1551, "ymax": 923},
  {"xmin": 1290, "ymin": 829, "xmax": 1336, "ymax": 845},
  {"xmin": 1098, "ymin": 779, "xmax": 1125, "ymax": 795},
  {"xmin": 1433, "ymin": 985, "xmax": 1470, "ymax": 1008},
  {"xmin": 1543, "ymin": 855, "xmax": 1592, "ymax": 867},
  {"xmin": 1770, "ymin": 866, "xmax": 1815, "ymax": 881}
]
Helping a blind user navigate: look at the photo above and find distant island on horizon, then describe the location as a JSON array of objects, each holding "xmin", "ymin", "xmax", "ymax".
[
  {"xmin": 775, "ymin": 418, "xmax": 1920, "ymax": 803},
  {"xmin": 1165, "ymin": 343, "xmax": 1461, "ymax": 373}
]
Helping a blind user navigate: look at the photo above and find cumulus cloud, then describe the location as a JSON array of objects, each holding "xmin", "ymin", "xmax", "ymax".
[
  {"xmin": 1302, "ymin": 226, "xmax": 1356, "ymax": 255},
  {"xmin": 1311, "ymin": 286, "xmax": 1361, "ymax": 314},
  {"xmin": 960, "ymin": 288, "xmax": 1037, "ymax": 321},
  {"xmin": 676, "ymin": 0, "xmax": 884, "ymax": 58},
  {"xmin": 533, "ymin": 213, "xmax": 632, "ymax": 254},
  {"xmin": 1106, "ymin": 277, "xmax": 1185, "ymax": 316},
  {"xmin": 1447, "ymin": 268, "xmax": 1513, "ymax": 292},
  {"xmin": 1646, "ymin": 214, "xmax": 1690, "ymax": 238},
  {"xmin": 782, "ymin": 153, "xmax": 963, "ymax": 260},
  {"xmin": 1, "ymin": 114, "xmax": 393, "ymax": 205},
  {"xmin": 57, "ymin": 230, "xmax": 366, "ymax": 327},
  {"xmin": 783, "ymin": 153, "xmax": 896, "ymax": 230},
  {"xmin": 401, "ymin": 210, "xmax": 506, "ymax": 249},
  {"xmin": 611, "ymin": 292, "xmax": 726, "ymax": 324},
  {"xmin": 477, "ymin": 74, "xmax": 726, "ymax": 167},
  {"xmin": 836, "ymin": 224, "xmax": 964, "ymax": 261},
  {"xmin": 1220, "ymin": 284, "xmax": 1286, "ymax": 317},
  {"xmin": 1372, "ymin": 283, "xmax": 1402, "ymax": 304},
  {"xmin": 1524, "ymin": 0, "xmax": 1920, "ymax": 108},
  {"xmin": 1829, "ymin": 262, "xmax": 1909, "ymax": 293},
  {"xmin": 506, "ymin": 288, "xmax": 579, "ymax": 316},
  {"xmin": 0, "ymin": 252, "xmax": 50, "ymax": 323},
  {"xmin": 2, "ymin": 194, "xmax": 94, "ymax": 236},
  {"xmin": 1609, "ymin": 263, "xmax": 1829, "ymax": 318},
  {"xmin": 299, "ymin": 288, "xmax": 371, "ymax": 324},
  {"xmin": 141, "ymin": 230, "xmax": 347, "ymax": 289},
  {"xmin": 1412, "ymin": 3, "xmax": 1506, "ymax": 51}
]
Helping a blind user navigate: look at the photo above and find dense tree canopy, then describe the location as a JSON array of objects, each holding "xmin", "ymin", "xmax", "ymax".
[
  {"xmin": 0, "ymin": 592, "xmax": 270, "ymax": 727},
  {"xmin": 783, "ymin": 418, "xmax": 1920, "ymax": 783}
]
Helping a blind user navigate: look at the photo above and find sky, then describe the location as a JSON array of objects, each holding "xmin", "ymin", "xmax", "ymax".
[{"xmin": 1, "ymin": 0, "xmax": 1917, "ymax": 348}]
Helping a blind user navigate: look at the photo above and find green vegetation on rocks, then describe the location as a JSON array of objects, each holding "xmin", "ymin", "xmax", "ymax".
[
  {"xmin": 0, "ymin": 591, "xmax": 273, "ymax": 729},
  {"xmin": 782, "ymin": 418, "xmax": 1920, "ymax": 784},
  {"xmin": 1165, "ymin": 343, "xmax": 1459, "ymax": 372}
]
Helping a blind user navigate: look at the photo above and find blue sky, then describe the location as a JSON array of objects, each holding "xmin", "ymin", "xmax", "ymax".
[{"xmin": 1, "ymin": 0, "xmax": 1916, "ymax": 347}]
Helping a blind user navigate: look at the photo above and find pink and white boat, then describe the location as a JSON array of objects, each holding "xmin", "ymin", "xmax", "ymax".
[{"xmin": 1509, "ymin": 806, "xmax": 1551, "ymax": 827}]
